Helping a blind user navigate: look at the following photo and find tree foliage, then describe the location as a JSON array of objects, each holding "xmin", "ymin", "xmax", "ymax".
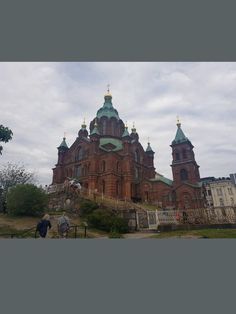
[
  {"xmin": 6, "ymin": 184, "xmax": 48, "ymax": 216},
  {"xmin": 0, "ymin": 125, "xmax": 13, "ymax": 155},
  {"xmin": 79, "ymin": 199, "xmax": 99, "ymax": 217},
  {"xmin": 0, "ymin": 163, "xmax": 35, "ymax": 192},
  {"xmin": 0, "ymin": 163, "xmax": 36, "ymax": 212}
]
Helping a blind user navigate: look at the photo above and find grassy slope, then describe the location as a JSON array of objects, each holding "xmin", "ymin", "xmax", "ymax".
[{"xmin": 0, "ymin": 213, "xmax": 108, "ymax": 238}]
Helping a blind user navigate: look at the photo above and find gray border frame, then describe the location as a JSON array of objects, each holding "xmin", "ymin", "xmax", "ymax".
[
  {"xmin": 1, "ymin": 1, "xmax": 236, "ymax": 313},
  {"xmin": 0, "ymin": 0, "xmax": 236, "ymax": 61}
]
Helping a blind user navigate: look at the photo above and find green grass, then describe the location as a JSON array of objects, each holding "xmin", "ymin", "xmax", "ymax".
[{"xmin": 150, "ymin": 228, "xmax": 236, "ymax": 239}]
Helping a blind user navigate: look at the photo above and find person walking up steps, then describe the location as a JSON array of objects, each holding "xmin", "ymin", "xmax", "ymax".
[
  {"xmin": 58, "ymin": 212, "xmax": 70, "ymax": 238},
  {"xmin": 36, "ymin": 214, "xmax": 52, "ymax": 238}
]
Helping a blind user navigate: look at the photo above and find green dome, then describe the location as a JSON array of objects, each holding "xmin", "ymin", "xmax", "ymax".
[
  {"xmin": 96, "ymin": 94, "xmax": 120, "ymax": 120},
  {"xmin": 146, "ymin": 142, "xmax": 154, "ymax": 153},
  {"xmin": 122, "ymin": 126, "xmax": 130, "ymax": 138},
  {"xmin": 172, "ymin": 122, "xmax": 191, "ymax": 145},
  {"xmin": 58, "ymin": 137, "xmax": 68, "ymax": 150}
]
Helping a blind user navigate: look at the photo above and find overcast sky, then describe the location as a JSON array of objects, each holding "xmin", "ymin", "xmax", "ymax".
[{"xmin": 0, "ymin": 62, "xmax": 235, "ymax": 185}]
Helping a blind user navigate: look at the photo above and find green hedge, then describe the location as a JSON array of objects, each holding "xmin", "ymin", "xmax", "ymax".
[{"xmin": 87, "ymin": 209, "xmax": 128, "ymax": 233}]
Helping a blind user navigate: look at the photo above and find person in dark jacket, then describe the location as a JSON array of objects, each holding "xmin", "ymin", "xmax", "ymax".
[{"xmin": 36, "ymin": 214, "xmax": 52, "ymax": 238}]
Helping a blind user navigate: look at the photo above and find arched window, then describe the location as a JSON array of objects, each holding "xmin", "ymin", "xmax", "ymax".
[
  {"xmin": 111, "ymin": 120, "xmax": 115, "ymax": 136},
  {"xmin": 135, "ymin": 167, "xmax": 139, "ymax": 179},
  {"xmin": 102, "ymin": 120, "xmax": 106, "ymax": 135},
  {"xmin": 182, "ymin": 149, "xmax": 187, "ymax": 159},
  {"xmin": 175, "ymin": 151, "xmax": 180, "ymax": 161},
  {"xmin": 76, "ymin": 147, "xmax": 83, "ymax": 161},
  {"xmin": 82, "ymin": 165, "xmax": 88, "ymax": 176},
  {"xmin": 116, "ymin": 161, "xmax": 120, "ymax": 173},
  {"xmin": 134, "ymin": 150, "xmax": 140, "ymax": 163},
  {"xmin": 75, "ymin": 165, "xmax": 81, "ymax": 178},
  {"xmin": 101, "ymin": 160, "xmax": 106, "ymax": 172},
  {"xmin": 180, "ymin": 169, "xmax": 188, "ymax": 181}
]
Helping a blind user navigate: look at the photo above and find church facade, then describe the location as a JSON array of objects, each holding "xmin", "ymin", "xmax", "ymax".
[{"xmin": 52, "ymin": 90, "xmax": 204, "ymax": 210}]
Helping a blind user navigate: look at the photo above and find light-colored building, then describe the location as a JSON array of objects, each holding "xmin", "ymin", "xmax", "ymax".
[{"xmin": 203, "ymin": 176, "xmax": 236, "ymax": 208}]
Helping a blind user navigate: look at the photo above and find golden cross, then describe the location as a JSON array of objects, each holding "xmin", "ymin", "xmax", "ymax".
[{"xmin": 107, "ymin": 84, "xmax": 110, "ymax": 93}]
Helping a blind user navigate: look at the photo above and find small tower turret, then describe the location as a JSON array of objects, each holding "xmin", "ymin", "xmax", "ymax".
[
  {"xmin": 130, "ymin": 122, "xmax": 139, "ymax": 141},
  {"xmin": 57, "ymin": 135, "xmax": 69, "ymax": 165},
  {"xmin": 78, "ymin": 118, "xmax": 88, "ymax": 138},
  {"xmin": 171, "ymin": 118, "xmax": 200, "ymax": 186}
]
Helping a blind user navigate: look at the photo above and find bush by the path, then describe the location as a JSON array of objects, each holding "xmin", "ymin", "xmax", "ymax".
[
  {"xmin": 87, "ymin": 209, "xmax": 128, "ymax": 233},
  {"xmin": 6, "ymin": 184, "xmax": 48, "ymax": 216},
  {"xmin": 79, "ymin": 199, "xmax": 99, "ymax": 217}
]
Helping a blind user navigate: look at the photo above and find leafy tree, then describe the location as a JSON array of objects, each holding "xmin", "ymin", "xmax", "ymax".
[
  {"xmin": 0, "ymin": 125, "xmax": 13, "ymax": 155},
  {"xmin": 6, "ymin": 184, "xmax": 48, "ymax": 216},
  {"xmin": 0, "ymin": 163, "xmax": 36, "ymax": 212},
  {"xmin": 0, "ymin": 163, "xmax": 35, "ymax": 191}
]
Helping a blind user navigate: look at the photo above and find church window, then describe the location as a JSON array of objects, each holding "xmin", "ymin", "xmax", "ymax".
[
  {"xmin": 82, "ymin": 165, "xmax": 88, "ymax": 176},
  {"xmin": 101, "ymin": 160, "xmax": 106, "ymax": 172},
  {"xmin": 135, "ymin": 167, "xmax": 139, "ymax": 179},
  {"xmin": 102, "ymin": 120, "xmax": 106, "ymax": 135},
  {"xmin": 75, "ymin": 165, "xmax": 81, "ymax": 178},
  {"xmin": 182, "ymin": 149, "xmax": 187, "ymax": 159},
  {"xmin": 180, "ymin": 169, "xmax": 188, "ymax": 181},
  {"xmin": 76, "ymin": 147, "xmax": 83, "ymax": 161},
  {"xmin": 175, "ymin": 152, "xmax": 180, "ymax": 161},
  {"xmin": 116, "ymin": 161, "xmax": 120, "ymax": 172},
  {"xmin": 134, "ymin": 150, "xmax": 140, "ymax": 163},
  {"xmin": 111, "ymin": 120, "xmax": 115, "ymax": 136}
]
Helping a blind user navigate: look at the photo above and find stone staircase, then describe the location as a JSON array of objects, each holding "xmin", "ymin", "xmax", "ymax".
[{"xmin": 48, "ymin": 184, "xmax": 147, "ymax": 213}]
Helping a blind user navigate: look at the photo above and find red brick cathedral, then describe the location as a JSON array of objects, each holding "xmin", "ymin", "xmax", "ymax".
[{"xmin": 52, "ymin": 90, "xmax": 204, "ymax": 210}]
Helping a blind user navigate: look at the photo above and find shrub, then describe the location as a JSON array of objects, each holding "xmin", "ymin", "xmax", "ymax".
[
  {"xmin": 6, "ymin": 184, "xmax": 48, "ymax": 216},
  {"xmin": 79, "ymin": 199, "xmax": 99, "ymax": 217},
  {"xmin": 87, "ymin": 209, "xmax": 128, "ymax": 233}
]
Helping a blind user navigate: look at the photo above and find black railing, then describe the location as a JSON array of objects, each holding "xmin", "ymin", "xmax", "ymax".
[
  {"xmin": 0, "ymin": 224, "xmax": 88, "ymax": 239},
  {"xmin": 0, "ymin": 226, "xmax": 37, "ymax": 239},
  {"xmin": 69, "ymin": 224, "xmax": 87, "ymax": 238}
]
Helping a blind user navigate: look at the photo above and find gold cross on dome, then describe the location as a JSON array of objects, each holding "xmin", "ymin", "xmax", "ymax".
[{"xmin": 107, "ymin": 84, "xmax": 110, "ymax": 93}]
